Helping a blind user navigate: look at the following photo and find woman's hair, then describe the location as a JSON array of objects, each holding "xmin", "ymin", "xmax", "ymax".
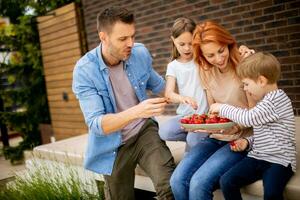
[
  {"xmin": 171, "ymin": 17, "xmax": 196, "ymax": 60},
  {"xmin": 237, "ymin": 52, "xmax": 281, "ymax": 84},
  {"xmin": 192, "ymin": 20, "xmax": 240, "ymax": 70}
]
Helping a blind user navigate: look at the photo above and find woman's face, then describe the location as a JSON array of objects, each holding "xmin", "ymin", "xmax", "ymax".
[{"xmin": 200, "ymin": 42, "xmax": 230, "ymax": 72}]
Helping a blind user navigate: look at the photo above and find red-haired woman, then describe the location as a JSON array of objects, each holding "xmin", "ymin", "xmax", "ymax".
[{"xmin": 170, "ymin": 20, "xmax": 256, "ymax": 200}]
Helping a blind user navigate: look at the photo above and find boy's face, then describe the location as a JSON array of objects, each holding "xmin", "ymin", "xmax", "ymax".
[{"xmin": 242, "ymin": 77, "xmax": 267, "ymax": 101}]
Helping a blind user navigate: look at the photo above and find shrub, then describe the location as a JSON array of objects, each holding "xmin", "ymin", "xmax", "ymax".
[{"xmin": 0, "ymin": 158, "xmax": 104, "ymax": 200}]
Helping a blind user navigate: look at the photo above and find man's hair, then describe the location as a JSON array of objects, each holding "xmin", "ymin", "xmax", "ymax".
[
  {"xmin": 237, "ymin": 52, "xmax": 281, "ymax": 84},
  {"xmin": 97, "ymin": 6, "xmax": 134, "ymax": 33}
]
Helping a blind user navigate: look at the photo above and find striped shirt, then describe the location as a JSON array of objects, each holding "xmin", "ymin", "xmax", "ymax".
[{"xmin": 220, "ymin": 89, "xmax": 296, "ymax": 172}]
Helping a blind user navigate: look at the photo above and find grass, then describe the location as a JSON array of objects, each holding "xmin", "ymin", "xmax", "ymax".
[{"xmin": 0, "ymin": 158, "xmax": 104, "ymax": 200}]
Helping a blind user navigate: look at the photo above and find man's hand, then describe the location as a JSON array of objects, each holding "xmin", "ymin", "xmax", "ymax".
[
  {"xmin": 209, "ymin": 103, "xmax": 222, "ymax": 114},
  {"xmin": 230, "ymin": 138, "xmax": 248, "ymax": 152},
  {"xmin": 239, "ymin": 45, "xmax": 255, "ymax": 59},
  {"xmin": 180, "ymin": 96, "xmax": 198, "ymax": 110},
  {"xmin": 135, "ymin": 97, "xmax": 167, "ymax": 118}
]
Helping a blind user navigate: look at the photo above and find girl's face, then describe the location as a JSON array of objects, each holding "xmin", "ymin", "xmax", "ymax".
[
  {"xmin": 200, "ymin": 42, "xmax": 230, "ymax": 72},
  {"xmin": 172, "ymin": 31, "xmax": 193, "ymax": 62}
]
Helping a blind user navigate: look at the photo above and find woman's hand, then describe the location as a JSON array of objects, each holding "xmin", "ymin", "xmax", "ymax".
[
  {"xmin": 230, "ymin": 138, "xmax": 248, "ymax": 152},
  {"xmin": 209, "ymin": 125, "xmax": 241, "ymax": 140},
  {"xmin": 239, "ymin": 45, "xmax": 255, "ymax": 59},
  {"xmin": 182, "ymin": 127, "xmax": 224, "ymax": 134}
]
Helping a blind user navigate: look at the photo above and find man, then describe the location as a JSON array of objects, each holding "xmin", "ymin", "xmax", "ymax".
[{"xmin": 72, "ymin": 6, "xmax": 175, "ymax": 200}]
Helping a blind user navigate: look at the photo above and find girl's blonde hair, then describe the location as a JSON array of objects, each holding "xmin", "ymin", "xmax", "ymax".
[
  {"xmin": 237, "ymin": 52, "xmax": 281, "ymax": 84},
  {"xmin": 192, "ymin": 20, "xmax": 240, "ymax": 70},
  {"xmin": 171, "ymin": 17, "xmax": 196, "ymax": 60}
]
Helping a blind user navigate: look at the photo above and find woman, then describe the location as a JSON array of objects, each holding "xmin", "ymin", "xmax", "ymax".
[{"xmin": 170, "ymin": 20, "xmax": 256, "ymax": 200}]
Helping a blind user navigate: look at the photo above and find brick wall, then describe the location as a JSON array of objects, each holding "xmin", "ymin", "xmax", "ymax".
[{"xmin": 81, "ymin": 0, "xmax": 300, "ymax": 115}]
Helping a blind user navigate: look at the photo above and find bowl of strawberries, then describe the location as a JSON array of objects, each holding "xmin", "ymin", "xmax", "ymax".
[{"xmin": 180, "ymin": 114, "xmax": 235, "ymax": 131}]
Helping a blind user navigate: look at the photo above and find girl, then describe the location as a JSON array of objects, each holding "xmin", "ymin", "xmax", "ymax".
[
  {"xmin": 170, "ymin": 20, "xmax": 256, "ymax": 200},
  {"xmin": 158, "ymin": 17, "xmax": 209, "ymax": 149}
]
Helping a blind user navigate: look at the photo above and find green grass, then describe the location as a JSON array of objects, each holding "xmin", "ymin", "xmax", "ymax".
[{"xmin": 0, "ymin": 159, "xmax": 104, "ymax": 200}]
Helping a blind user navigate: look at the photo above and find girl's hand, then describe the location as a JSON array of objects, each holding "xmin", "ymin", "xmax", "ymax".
[
  {"xmin": 230, "ymin": 138, "xmax": 248, "ymax": 152},
  {"xmin": 239, "ymin": 45, "xmax": 255, "ymax": 59},
  {"xmin": 181, "ymin": 96, "xmax": 198, "ymax": 110},
  {"xmin": 209, "ymin": 103, "xmax": 222, "ymax": 114}
]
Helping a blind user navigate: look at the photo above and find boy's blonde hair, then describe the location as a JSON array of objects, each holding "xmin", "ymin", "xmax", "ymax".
[{"xmin": 237, "ymin": 52, "xmax": 281, "ymax": 84}]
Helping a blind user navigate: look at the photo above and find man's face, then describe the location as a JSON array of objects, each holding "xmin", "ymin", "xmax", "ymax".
[{"xmin": 100, "ymin": 21, "xmax": 135, "ymax": 64}]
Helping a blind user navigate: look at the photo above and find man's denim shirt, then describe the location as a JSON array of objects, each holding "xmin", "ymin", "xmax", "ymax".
[{"xmin": 72, "ymin": 43, "xmax": 165, "ymax": 175}]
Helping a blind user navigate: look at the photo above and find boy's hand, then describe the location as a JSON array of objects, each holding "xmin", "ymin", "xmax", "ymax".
[
  {"xmin": 209, "ymin": 103, "xmax": 222, "ymax": 114},
  {"xmin": 230, "ymin": 138, "xmax": 248, "ymax": 152},
  {"xmin": 181, "ymin": 96, "xmax": 198, "ymax": 110}
]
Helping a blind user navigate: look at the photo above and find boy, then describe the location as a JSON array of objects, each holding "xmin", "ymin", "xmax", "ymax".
[{"xmin": 209, "ymin": 52, "xmax": 296, "ymax": 200}]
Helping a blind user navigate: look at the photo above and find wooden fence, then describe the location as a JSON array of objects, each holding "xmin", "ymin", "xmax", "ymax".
[{"xmin": 37, "ymin": 3, "xmax": 87, "ymax": 140}]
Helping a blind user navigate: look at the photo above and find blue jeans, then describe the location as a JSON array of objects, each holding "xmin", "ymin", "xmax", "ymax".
[
  {"xmin": 170, "ymin": 138, "xmax": 246, "ymax": 200},
  {"xmin": 158, "ymin": 115, "xmax": 208, "ymax": 149},
  {"xmin": 220, "ymin": 157, "xmax": 294, "ymax": 200}
]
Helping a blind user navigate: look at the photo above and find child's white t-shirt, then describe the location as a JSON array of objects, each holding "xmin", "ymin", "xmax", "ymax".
[{"xmin": 166, "ymin": 59, "xmax": 208, "ymax": 116}]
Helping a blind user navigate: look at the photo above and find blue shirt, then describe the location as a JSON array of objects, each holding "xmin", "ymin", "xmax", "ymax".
[{"xmin": 72, "ymin": 43, "xmax": 165, "ymax": 175}]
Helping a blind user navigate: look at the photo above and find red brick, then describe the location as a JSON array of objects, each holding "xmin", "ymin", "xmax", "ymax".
[
  {"xmin": 81, "ymin": 0, "xmax": 300, "ymax": 115},
  {"xmin": 252, "ymin": 0, "xmax": 273, "ymax": 9},
  {"xmin": 276, "ymin": 9, "xmax": 298, "ymax": 19}
]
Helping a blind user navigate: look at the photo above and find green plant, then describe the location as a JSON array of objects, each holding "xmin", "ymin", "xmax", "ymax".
[
  {"xmin": 0, "ymin": 0, "xmax": 76, "ymax": 163},
  {"xmin": 0, "ymin": 158, "xmax": 103, "ymax": 199}
]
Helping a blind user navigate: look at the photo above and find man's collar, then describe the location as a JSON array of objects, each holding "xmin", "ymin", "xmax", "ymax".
[{"xmin": 97, "ymin": 43, "xmax": 132, "ymax": 71}]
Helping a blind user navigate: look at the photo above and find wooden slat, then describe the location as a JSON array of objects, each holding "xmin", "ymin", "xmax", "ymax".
[
  {"xmin": 47, "ymin": 87, "xmax": 73, "ymax": 95},
  {"xmin": 54, "ymin": 128, "xmax": 87, "ymax": 140},
  {"xmin": 41, "ymin": 33, "xmax": 79, "ymax": 50},
  {"xmin": 40, "ymin": 25, "xmax": 77, "ymax": 43},
  {"xmin": 45, "ymin": 79, "xmax": 73, "ymax": 89},
  {"xmin": 37, "ymin": 15, "xmax": 53, "ymax": 23},
  {"xmin": 53, "ymin": 127, "xmax": 87, "ymax": 136},
  {"xmin": 51, "ymin": 113, "xmax": 85, "ymax": 122},
  {"xmin": 54, "ymin": 3, "xmax": 76, "ymax": 16},
  {"xmin": 39, "ymin": 18, "xmax": 77, "ymax": 37},
  {"xmin": 42, "ymin": 42, "xmax": 80, "ymax": 57},
  {"xmin": 44, "ymin": 65, "xmax": 75, "ymax": 76},
  {"xmin": 48, "ymin": 100, "xmax": 80, "ymax": 108},
  {"xmin": 47, "ymin": 93, "xmax": 77, "ymax": 101},
  {"xmin": 45, "ymin": 73, "xmax": 73, "ymax": 82},
  {"xmin": 43, "ymin": 55, "xmax": 78, "ymax": 68},
  {"xmin": 43, "ymin": 48, "xmax": 80, "ymax": 63},
  {"xmin": 38, "ymin": 6, "xmax": 76, "ymax": 30},
  {"xmin": 49, "ymin": 107, "xmax": 83, "ymax": 114},
  {"xmin": 52, "ymin": 121, "xmax": 87, "ymax": 129},
  {"xmin": 37, "ymin": 3, "xmax": 75, "ymax": 24}
]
